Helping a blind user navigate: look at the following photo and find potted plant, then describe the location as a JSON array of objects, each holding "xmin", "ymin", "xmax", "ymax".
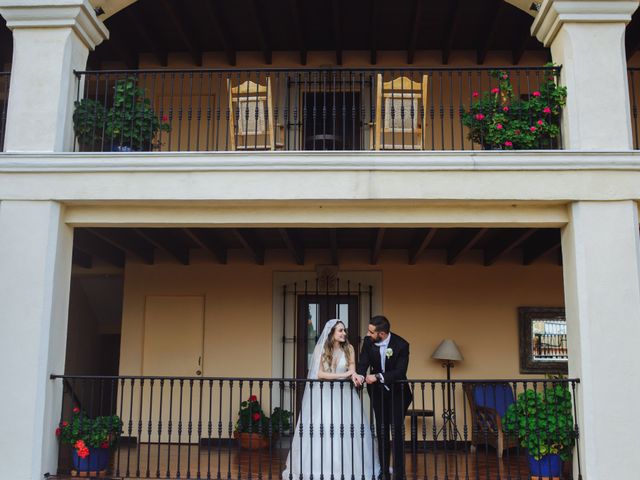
[
  {"xmin": 73, "ymin": 76, "xmax": 170, "ymax": 152},
  {"xmin": 462, "ymin": 67, "xmax": 567, "ymax": 150},
  {"xmin": 234, "ymin": 395, "xmax": 292, "ymax": 449},
  {"xmin": 502, "ymin": 384, "xmax": 575, "ymax": 479},
  {"xmin": 56, "ymin": 407, "xmax": 122, "ymax": 474}
]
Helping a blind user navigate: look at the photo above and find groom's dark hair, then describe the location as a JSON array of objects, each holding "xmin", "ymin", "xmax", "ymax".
[{"xmin": 370, "ymin": 315, "xmax": 390, "ymax": 333}]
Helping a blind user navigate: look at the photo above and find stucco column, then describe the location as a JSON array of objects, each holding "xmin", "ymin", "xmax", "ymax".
[
  {"xmin": 0, "ymin": 0, "xmax": 108, "ymax": 152},
  {"xmin": 561, "ymin": 201, "xmax": 640, "ymax": 479},
  {"xmin": 532, "ymin": 0, "xmax": 639, "ymax": 149},
  {"xmin": 0, "ymin": 201, "xmax": 73, "ymax": 480}
]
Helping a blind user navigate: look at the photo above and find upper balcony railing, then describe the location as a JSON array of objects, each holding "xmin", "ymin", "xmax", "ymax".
[{"xmin": 72, "ymin": 66, "xmax": 563, "ymax": 153}]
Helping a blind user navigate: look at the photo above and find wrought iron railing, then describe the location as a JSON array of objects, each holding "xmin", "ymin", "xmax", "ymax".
[
  {"xmin": 50, "ymin": 375, "xmax": 581, "ymax": 480},
  {"xmin": 72, "ymin": 67, "xmax": 563, "ymax": 153}
]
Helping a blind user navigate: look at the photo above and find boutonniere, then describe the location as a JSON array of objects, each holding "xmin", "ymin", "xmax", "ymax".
[{"xmin": 385, "ymin": 348, "xmax": 393, "ymax": 359}]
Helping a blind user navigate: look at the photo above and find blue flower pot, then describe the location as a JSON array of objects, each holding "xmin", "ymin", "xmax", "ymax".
[
  {"xmin": 72, "ymin": 446, "xmax": 110, "ymax": 472},
  {"xmin": 528, "ymin": 453, "xmax": 562, "ymax": 477}
]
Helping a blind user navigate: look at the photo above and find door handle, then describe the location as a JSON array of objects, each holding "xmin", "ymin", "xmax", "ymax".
[{"xmin": 196, "ymin": 370, "xmax": 202, "ymax": 376}]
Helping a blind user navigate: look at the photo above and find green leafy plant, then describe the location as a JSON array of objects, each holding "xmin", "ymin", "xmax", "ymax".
[
  {"xmin": 235, "ymin": 395, "xmax": 292, "ymax": 437},
  {"xmin": 462, "ymin": 67, "xmax": 567, "ymax": 150},
  {"xmin": 56, "ymin": 407, "xmax": 122, "ymax": 458},
  {"xmin": 73, "ymin": 76, "xmax": 170, "ymax": 151},
  {"xmin": 72, "ymin": 98, "xmax": 107, "ymax": 150},
  {"xmin": 502, "ymin": 384, "xmax": 575, "ymax": 461}
]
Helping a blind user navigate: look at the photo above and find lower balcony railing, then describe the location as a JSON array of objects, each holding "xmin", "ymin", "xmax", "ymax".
[
  {"xmin": 72, "ymin": 67, "xmax": 563, "ymax": 153},
  {"xmin": 50, "ymin": 375, "xmax": 581, "ymax": 480}
]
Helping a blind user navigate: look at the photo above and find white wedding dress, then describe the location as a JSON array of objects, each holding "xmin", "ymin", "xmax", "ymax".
[{"xmin": 282, "ymin": 348, "xmax": 380, "ymax": 480}]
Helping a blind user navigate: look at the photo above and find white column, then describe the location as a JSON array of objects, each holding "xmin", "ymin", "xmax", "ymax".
[
  {"xmin": 561, "ymin": 201, "xmax": 640, "ymax": 480},
  {"xmin": 0, "ymin": 201, "xmax": 74, "ymax": 480},
  {"xmin": 0, "ymin": 0, "xmax": 108, "ymax": 152},
  {"xmin": 532, "ymin": 0, "xmax": 639, "ymax": 150}
]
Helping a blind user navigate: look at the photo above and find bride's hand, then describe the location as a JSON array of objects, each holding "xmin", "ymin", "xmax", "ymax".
[{"xmin": 344, "ymin": 368, "xmax": 355, "ymax": 379}]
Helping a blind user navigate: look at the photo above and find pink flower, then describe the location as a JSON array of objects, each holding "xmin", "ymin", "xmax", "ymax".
[
  {"xmin": 502, "ymin": 74, "xmax": 508, "ymax": 80},
  {"xmin": 248, "ymin": 395, "xmax": 258, "ymax": 402},
  {"xmin": 162, "ymin": 115, "xmax": 169, "ymax": 123},
  {"xmin": 537, "ymin": 120, "xmax": 544, "ymax": 126},
  {"xmin": 530, "ymin": 126, "xmax": 537, "ymax": 132},
  {"xmin": 504, "ymin": 141, "xmax": 513, "ymax": 147},
  {"xmin": 62, "ymin": 421, "xmax": 69, "ymax": 427},
  {"xmin": 496, "ymin": 124, "xmax": 503, "ymax": 130},
  {"xmin": 532, "ymin": 91, "xmax": 541, "ymax": 97},
  {"xmin": 543, "ymin": 106, "xmax": 552, "ymax": 114},
  {"xmin": 252, "ymin": 413, "xmax": 261, "ymax": 421},
  {"xmin": 73, "ymin": 407, "xmax": 80, "ymax": 414},
  {"xmin": 503, "ymin": 106, "xmax": 509, "ymax": 112},
  {"xmin": 474, "ymin": 113, "xmax": 485, "ymax": 121},
  {"xmin": 491, "ymin": 87, "xmax": 500, "ymax": 94},
  {"xmin": 472, "ymin": 91, "xmax": 479, "ymax": 98}
]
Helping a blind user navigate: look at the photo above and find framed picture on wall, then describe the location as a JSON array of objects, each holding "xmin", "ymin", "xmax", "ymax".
[{"xmin": 518, "ymin": 307, "xmax": 568, "ymax": 374}]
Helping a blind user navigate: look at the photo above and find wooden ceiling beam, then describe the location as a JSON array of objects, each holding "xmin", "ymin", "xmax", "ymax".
[
  {"xmin": 248, "ymin": 0, "xmax": 272, "ymax": 64},
  {"xmin": 182, "ymin": 228, "xmax": 227, "ymax": 264},
  {"xmin": 108, "ymin": 24, "xmax": 139, "ymax": 69},
  {"xmin": 232, "ymin": 228, "xmax": 265, "ymax": 265},
  {"xmin": 332, "ymin": 0, "xmax": 343, "ymax": 65},
  {"xmin": 477, "ymin": 0, "xmax": 503, "ymax": 65},
  {"xmin": 204, "ymin": 0, "xmax": 236, "ymax": 66},
  {"xmin": 484, "ymin": 228, "xmax": 538, "ymax": 266},
  {"xmin": 408, "ymin": 228, "xmax": 437, "ymax": 265},
  {"xmin": 447, "ymin": 228, "xmax": 488, "ymax": 265},
  {"xmin": 288, "ymin": 0, "xmax": 307, "ymax": 65},
  {"xmin": 512, "ymin": 14, "xmax": 533, "ymax": 65},
  {"xmin": 74, "ymin": 229, "xmax": 125, "ymax": 268},
  {"xmin": 441, "ymin": 0, "xmax": 460, "ymax": 65},
  {"xmin": 87, "ymin": 228, "xmax": 154, "ymax": 265},
  {"xmin": 125, "ymin": 5, "xmax": 167, "ymax": 66},
  {"xmin": 159, "ymin": 0, "xmax": 202, "ymax": 66},
  {"xmin": 279, "ymin": 228, "xmax": 305, "ymax": 265},
  {"xmin": 523, "ymin": 231, "xmax": 561, "ymax": 265},
  {"xmin": 370, "ymin": 228, "xmax": 386, "ymax": 265},
  {"xmin": 329, "ymin": 228, "xmax": 339, "ymax": 265},
  {"xmin": 72, "ymin": 248, "xmax": 92, "ymax": 269},
  {"xmin": 407, "ymin": 0, "xmax": 422, "ymax": 64},
  {"xmin": 370, "ymin": 0, "xmax": 377, "ymax": 65},
  {"xmin": 134, "ymin": 228, "xmax": 190, "ymax": 265}
]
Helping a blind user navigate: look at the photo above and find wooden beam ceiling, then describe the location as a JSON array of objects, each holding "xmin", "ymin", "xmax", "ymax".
[
  {"xmin": 87, "ymin": 227, "xmax": 154, "ymax": 265},
  {"xmin": 477, "ymin": 0, "xmax": 503, "ymax": 65},
  {"xmin": 370, "ymin": 0, "xmax": 378, "ymax": 65},
  {"xmin": 248, "ymin": 0, "xmax": 272, "ymax": 64},
  {"xmin": 332, "ymin": 0, "xmax": 343, "ymax": 65},
  {"xmin": 233, "ymin": 228, "xmax": 265, "ymax": 264},
  {"xmin": 288, "ymin": 0, "xmax": 307, "ymax": 65},
  {"xmin": 329, "ymin": 228, "xmax": 339, "ymax": 265},
  {"xmin": 484, "ymin": 228, "xmax": 538, "ymax": 266},
  {"xmin": 523, "ymin": 230, "xmax": 561, "ymax": 265},
  {"xmin": 441, "ymin": 0, "xmax": 460, "ymax": 65},
  {"xmin": 159, "ymin": 0, "xmax": 203, "ymax": 66},
  {"xmin": 370, "ymin": 228, "xmax": 386, "ymax": 265},
  {"xmin": 134, "ymin": 228, "xmax": 190, "ymax": 265},
  {"xmin": 447, "ymin": 228, "xmax": 488, "ymax": 265},
  {"xmin": 72, "ymin": 248, "xmax": 93, "ymax": 269},
  {"xmin": 182, "ymin": 228, "xmax": 227, "ymax": 264},
  {"xmin": 407, "ymin": 0, "xmax": 422, "ymax": 65},
  {"xmin": 512, "ymin": 13, "xmax": 533, "ymax": 65},
  {"xmin": 203, "ymin": 0, "xmax": 236, "ymax": 66},
  {"xmin": 126, "ymin": 4, "xmax": 167, "ymax": 66},
  {"xmin": 408, "ymin": 228, "xmax": 437, "ymax": 265},
  {"xmin": 279, "ymin": 228, "xmax": 305, "ymax": 265},
  {"xmin": 74, "ymin": 229, "xmax": 126, "ymax": 268}
]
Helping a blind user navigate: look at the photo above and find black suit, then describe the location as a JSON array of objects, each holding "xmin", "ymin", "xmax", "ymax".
[{"xmin": 357, "ymin": 333, "xmax": 412, "ymax": 480}]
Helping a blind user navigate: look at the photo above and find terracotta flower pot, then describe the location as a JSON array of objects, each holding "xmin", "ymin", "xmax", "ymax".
[{"xmin": 234, "ymin": 431, "xmax": 270, "ymax": 450}]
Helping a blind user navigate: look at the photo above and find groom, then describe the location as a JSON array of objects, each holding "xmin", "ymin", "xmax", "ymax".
[{"xmin": 353, "ymin": 316, "xmax": 412, "ymax": 480}]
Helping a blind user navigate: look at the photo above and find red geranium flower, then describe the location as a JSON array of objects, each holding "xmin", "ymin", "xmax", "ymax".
[
  {"xmin": 491, "ymin": 87, "xmax": 499, "ymax": 94},
  {"xmin": 472, "ymin": 91, "xmax": 479, "ymax": 98},
  {"xmin": 543, "ymin": 106, "xmax": 552, "ymax": 114},
  {"xmin": 100, "ymin": 441, "xmax": 110, "ymax": 449},
  {"xmin": 55, "ymin": 428, "xmax": 61, "ymax": 436},
  {"xmin": 530, "ymin": 126, "xmax": 537, "ymax": 132},
  {"xmin": 252, "ymin": 413, "xmax": 261, "ymax": 421},
  {"xmin": 162, "ymin": 115, "xmax": 169, "ymax": 123},
  {"xmin": 502, "ymin": 74, "xmax": 509, "ymax": 80},
  {"xmin": 73, "ymin": 407, "xmax": 80, "ymax": 414},
  {"xmin": 248, "ymin": 395, "xmax": 258, "ymax": 402},
  {"xmin": 503, "ymin": 106, "xmax": 509, "ymax": 112},
  {"xmin": 504, "ymin": 141, "xmax": 513, "ymax": 147},
  {"xmin": 532, "ymin": 91, "xmax": 541, "ymax": 97},
  {"xmin": 77, "ymin": 446, "xmax": 90, "ymax": 459},
  {"xmin": 474, "ymin": 113, "xmax": 485, "ymax": 121},
  {"xmin": 496, "ymin": 124, "xmax": 503, "ymax": 130},
  {"xmin": 537, "ymin": 120, "xmax": 544, "ymax": 126},
  {"xmin": 62, "ymin": 421, "xmax": 69, "ymax": 427}
]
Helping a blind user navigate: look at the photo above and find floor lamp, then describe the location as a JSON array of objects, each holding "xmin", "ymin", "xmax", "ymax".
[{"xmin": 431, "ymin": 339, "xmax": 464, "ymax": 443}]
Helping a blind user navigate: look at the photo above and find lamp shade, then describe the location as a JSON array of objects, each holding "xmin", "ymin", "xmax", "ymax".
[{"xmin": 431, "ymin": 339, "xmax": 464, "ymax": 362}]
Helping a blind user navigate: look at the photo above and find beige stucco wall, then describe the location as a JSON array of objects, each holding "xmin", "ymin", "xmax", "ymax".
[{"xmin": 120, "ymin": 249, "xmax": 564, "ymax": 380}]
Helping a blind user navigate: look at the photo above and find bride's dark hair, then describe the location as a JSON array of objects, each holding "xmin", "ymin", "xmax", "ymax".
[{"xmin": 321, "ymin": 321, "xmax": 352, "ymax": 372}]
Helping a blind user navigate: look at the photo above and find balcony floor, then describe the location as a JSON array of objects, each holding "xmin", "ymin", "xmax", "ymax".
[{"xmin": 56, "ymin": 443, "xmax": 555, "ymax": 480}]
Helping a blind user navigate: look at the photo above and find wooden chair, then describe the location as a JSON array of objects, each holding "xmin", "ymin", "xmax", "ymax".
[
  {"xmin": 228, "ymin": 77, "xmax": 283, "ymax": 150},
  {"xmin": 463, "ymin": 383, "xmax": 519, "ymax": 457},
  {"xmin": 372, "ymin": 74, "xmax": 428, "ymax": 150}
]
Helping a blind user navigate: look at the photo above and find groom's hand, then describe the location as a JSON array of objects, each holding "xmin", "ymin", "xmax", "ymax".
[{"xmin": 365, "ymin": 374, "xmax": 378, "ymax": 384}]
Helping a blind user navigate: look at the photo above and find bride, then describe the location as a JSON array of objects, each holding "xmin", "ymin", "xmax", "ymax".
[{"xmin": 283, "ymin": 319, "xmax": 380, "ymax": 480}]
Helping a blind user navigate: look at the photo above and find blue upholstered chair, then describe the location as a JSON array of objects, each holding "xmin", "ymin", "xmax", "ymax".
[{"xmin": 463, "ymin": 383, "xmax": 519, "ymax": 457}]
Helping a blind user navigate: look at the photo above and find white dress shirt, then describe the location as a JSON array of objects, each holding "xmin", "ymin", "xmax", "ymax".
[{"xmin": 374, "ymin": 333, "xmax": 392, "ymax": 383}]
